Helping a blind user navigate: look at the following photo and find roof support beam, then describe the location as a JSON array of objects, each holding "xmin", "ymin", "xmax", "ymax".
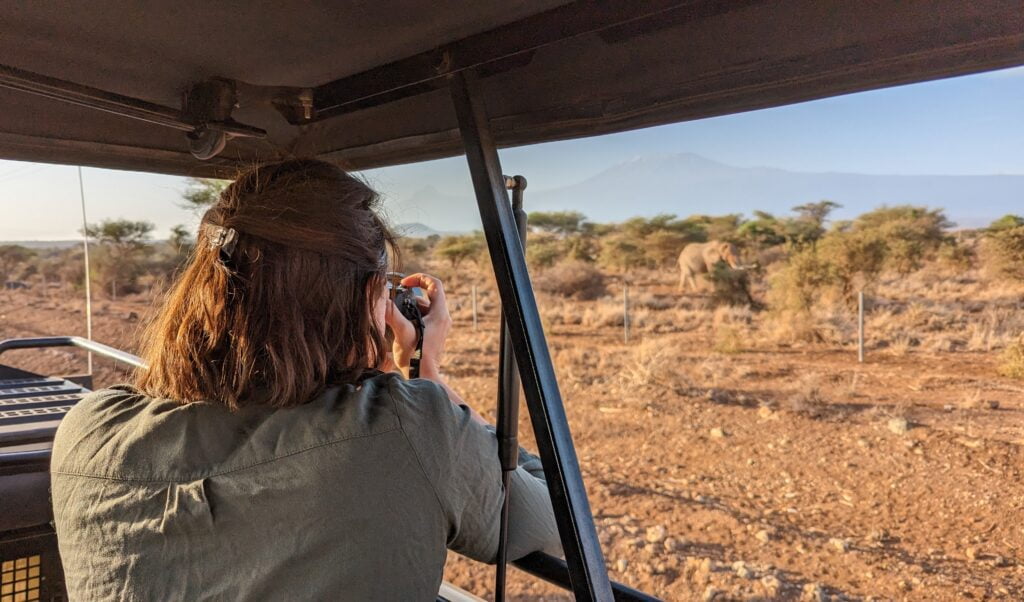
[
  {"xmin": 450, "ymin": 70, "xmax": 614, "ymax": 601},
  {"xmin": 307, "ymin": 0, "xmax": 731, "ymax": 124}
]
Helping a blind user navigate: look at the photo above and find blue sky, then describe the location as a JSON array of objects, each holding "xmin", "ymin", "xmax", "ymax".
[{"xmin": 1, "ymin": 65, "xmax": 1022, "ymax": 240}]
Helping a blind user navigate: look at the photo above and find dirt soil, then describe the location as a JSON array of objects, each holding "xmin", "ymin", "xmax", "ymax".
[{"xmin": 2, "ymin": 286, "xmax": 1022, "ymax": 601}]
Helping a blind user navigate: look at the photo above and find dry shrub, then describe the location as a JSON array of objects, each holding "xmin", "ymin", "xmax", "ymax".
[
  {"xmin": 937, "ymin": 241, "xmax": 975, "ymax": 272},
  {"xmin": 581, "ymin": 302, "xmax": 623, "ymax": 328},
  {"xmin": 766, "ymin": 246, "xmax": 833, "ymax": 314},
  {"xmin": 713, "ymin": 326, "xmax": 744, "ymax": 354},
  {"xmin": 539, "ymin": 296, "xmax": 584, "ymax": 326},
  {"xmin": 984, "ymin": 222, "xmax": 1024, "ymax": 281},
  {"xmin": 965, "ymin": 309, "xmax": 1024, "ymax": 352},
  {"xmin": 788, "ymin": 374, "xmax": 828, "ymax": 418},
  {"xmin": 888, "ymin": 334, "xmax": 914, "ymax": 356},
  {"xmin": 619, "ymin": 337, "xmax": 693, "ymax": 392},
  {"xmin": 708, "ymin": 261, "xmax": 756, "ymax": 307},
  {"xmin": 531, "ymin": 260, "xmax": 608, "ymax": 300},
  {"xmin": 634, "ymin": 292, "xmax": 677, "ymax": 311},
  {"xmin": 763, "ymin": 304, "xmax": 853, "ymax": 346},
  {"xmin": 998, "ymin": 339, "xmax": 1024, "ymax": 380}
]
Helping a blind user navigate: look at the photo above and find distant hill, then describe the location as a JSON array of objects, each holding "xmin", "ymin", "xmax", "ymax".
[
  {"xmin": 0, "ymin": 240, "xmax": 81, "ymax": 249},
  {"xmin": 393, "ymin": 153, "xmax": 1021, "ymax": 231},
  {"xmin": 394, "ymin": 222, "xmax": 457, "ymax": 238},
  {"xmin": 527, "ymin": 153, "xmax": 1022, "ymax": 228}
]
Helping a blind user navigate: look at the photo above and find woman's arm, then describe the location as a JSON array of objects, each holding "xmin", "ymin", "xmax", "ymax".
[
  {"xmin": 385, "ymin": 273, "xmax": 561, "ymax": 560},
  {"xmin": 386, "ymin": 273, "xmax": 487, "ymax": 424},
  {"xmin": 389, "ymin": 378, "xmax": 562, "ymax": 563}
]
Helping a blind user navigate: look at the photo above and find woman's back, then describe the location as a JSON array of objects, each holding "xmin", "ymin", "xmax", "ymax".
[
  {"xmin": 50, "ymin": 160, "xmax": 560, "ymax": 599},
  {"xmin": 52, "ymin": 373, "xmax": 558, "ymax": 601}
]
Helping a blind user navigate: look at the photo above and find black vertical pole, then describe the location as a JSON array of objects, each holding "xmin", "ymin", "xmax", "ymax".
[
  {"xmin": 450, "ymin": 71, "xmax": 613, "ymax": 601},
  {"xmin": 495, "ymin": 175, "xmax": 527, "ymax": 602}
]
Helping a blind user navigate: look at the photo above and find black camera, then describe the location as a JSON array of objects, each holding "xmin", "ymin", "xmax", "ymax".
[
  {"xmin": 385, "ymin": 272, "xmax": 426, "ymax": 377},
  {"xmin": 386, "ymin": 272, "xmax": 424, "ymax": 325}
]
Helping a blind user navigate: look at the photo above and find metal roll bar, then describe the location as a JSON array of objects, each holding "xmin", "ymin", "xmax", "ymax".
[{"xmin": 0, "ymin": 336, "xmax": 146, "ymax": 369}]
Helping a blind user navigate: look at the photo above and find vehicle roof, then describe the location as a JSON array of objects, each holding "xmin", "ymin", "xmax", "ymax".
[{"xmin": 0, "ymin": 1, "xmax": 1021, "ymax": 177}]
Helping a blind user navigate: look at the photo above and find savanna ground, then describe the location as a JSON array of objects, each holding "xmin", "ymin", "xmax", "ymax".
[{"xmin": 2, "ymin": 257, "xmax": 1022, "ymax": 601}]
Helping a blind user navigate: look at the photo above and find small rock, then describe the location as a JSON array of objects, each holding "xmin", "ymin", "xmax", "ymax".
[
  {"xmin": 802, "ymin": 582, "xmax": 826, "ymax": 602},
  {"xmin": 761, "ymin": 575, "xmax": 781, "ymax": 596},
  {"xmin": 615, "ymin": 558, "xmax": 628, "ymax": 572},
  {"xmin": 663, "ymin": 537, "xmax": 681, "ymax": 552},
  {"xmin": 887, "ymin": 417, "xmax": 909, "ymax": 435},
  {"xmin": 755, "ymin": 529, "xmax": 771, "ymax": 544},
  {"xmin": 700, "ymin": 557, "xmax": 719, "ymax": 573},
  {"xmin": 985, "ymin": 400, "xmax": 1000, "ymax": 410},
  {"xmin": 703, "ymin": 585, "xmax": 721, "ymax": 601},
  {"xmin": 829, "ymin": 537, "xmax": 850, "ymax": 552},
  {"xmin": 965, "ymin": 547, "xmax": 978, "ymax": 561},
  {"xmin": 757, "ymin": 405, "xmax": 777, "ymax": 420},
  {"xmin": 645, "ymin": 525, "xmax": 667, "ymax": 544},
  {"xmin": 732, "ymin": 560, "xmax": 753, "ymax": 579},
  {"xmin": 710, "ymin": 427, "xmax": 727, "ymax": 439}
]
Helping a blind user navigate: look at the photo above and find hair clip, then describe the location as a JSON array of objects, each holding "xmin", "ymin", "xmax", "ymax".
[{"xmin": 204, "ymin": 224, "xmax": 239, "ymax": 262}]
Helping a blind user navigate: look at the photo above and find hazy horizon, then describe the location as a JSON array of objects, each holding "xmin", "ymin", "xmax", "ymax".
[{"xmin": 1, "ymin": 64, "xmax": 1022, "ymax": 240}]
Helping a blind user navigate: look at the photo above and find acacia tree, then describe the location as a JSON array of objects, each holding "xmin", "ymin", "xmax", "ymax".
[
  {"xmin": 83, "ymin": 219, "xmax": 154, "ymax": 299},
  {"xmin": 434, "ymin": 233, "xmax": 486, "ymax": 268},
  {"xmin": 527, "ymin": 211, "xmax": 587, "ymax": 236},
  {"xmin": 181, "ymin": 177, "xmax": 229, "ymax": 211}
]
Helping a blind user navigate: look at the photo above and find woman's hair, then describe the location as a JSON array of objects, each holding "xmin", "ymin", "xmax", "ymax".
[{"xmin": 134, "ymin": 159, "xmax": 396, "ymax": 410}]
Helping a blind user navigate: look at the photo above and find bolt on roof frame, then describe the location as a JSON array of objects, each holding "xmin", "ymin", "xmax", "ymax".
[{"xmin": 450, "ymin": 70, "xmax": 616, "ymax": 601}]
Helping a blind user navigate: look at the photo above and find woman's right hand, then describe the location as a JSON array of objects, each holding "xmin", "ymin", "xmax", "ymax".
[{"xmin": 390, "ymin": 273, "xmax": 452, "ymax": 378}]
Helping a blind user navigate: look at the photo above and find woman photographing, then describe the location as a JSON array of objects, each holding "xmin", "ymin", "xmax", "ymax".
[{"xmin": 50, "ymin": 159, "xmax": 560, "ymax": 600}]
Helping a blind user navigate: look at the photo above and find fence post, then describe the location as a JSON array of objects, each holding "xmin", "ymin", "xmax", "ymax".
[
  {"xmin": 858, "ymin": 290, "xmax": 865, "ymax": 363},
  {"xmin": 472, "ymin": 284, "xmax": 478, "ymax": 331},
  {"xmin": 623, "ymin": 282, "xmax": 630, "ymax": 344}
]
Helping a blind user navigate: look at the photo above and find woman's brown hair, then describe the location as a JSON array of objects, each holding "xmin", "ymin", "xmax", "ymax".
[{"xmin": 134, "ymin": 159, "xmax": 396, "ymax": 410}]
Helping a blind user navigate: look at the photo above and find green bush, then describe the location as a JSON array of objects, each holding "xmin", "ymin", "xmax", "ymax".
[
  {"xmin": 816, "ymin": 229, "xmax": 887, "ymax": 297},
  {"xmin": 708, "ymin": 261, "xmax": 756, "ymax": 307},
  {"xmin": 767, "ymin": 246, "xmax": 833, "ymax": 313},
  {"xmin": 597, "ymin": 234, "xmax": 648, "ymax": 273},
  {"xmin": 851, "ymin": 205, "xmax": 952, "ymax": 274},
  {"xmin": 434, "ymin": 233, "xmax": 487, "ymax": 268},
  {"xmin": 526, "ymin": 235, "xmax": 563, "ymax": 270},
  {"xmin": 985, "ymin": 219, "xmax": 1024, "ymax": 281},
  {"xmin": 936, "ymin": 240, "xmax": 975, "ymax": 272}
]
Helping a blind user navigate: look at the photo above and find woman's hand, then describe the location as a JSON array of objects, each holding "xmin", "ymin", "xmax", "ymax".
[{"xmin": 385, "ymin": 273, "xmax": 452, "ymax": 379}]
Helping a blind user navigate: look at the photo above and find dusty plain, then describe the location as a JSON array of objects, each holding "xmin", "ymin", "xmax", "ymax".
[{"xmin": 1, "ymin": 268, "xmax": 1022, "ymax": 601}]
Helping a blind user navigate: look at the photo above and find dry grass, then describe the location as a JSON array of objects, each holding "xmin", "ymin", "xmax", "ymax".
[
  {"xmin": 618, "ymin": 336, "xmax": 694, "ymax": 394},
  {"xmin": 788, "ymin": 374, "xmax": 829, "ymax": 418},
  {"xmin": 998, "ymin": 340, "xmax": 1024, "ymax": 380},
  {"xmin": 888, "ymin": 334, "xmax": 914, "ymax": 356},
  {"xmin": 532, "ymin": 260, "xmax": 608, "ymax": 300}
]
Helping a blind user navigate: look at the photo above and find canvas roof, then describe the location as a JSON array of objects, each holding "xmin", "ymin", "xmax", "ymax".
[{"xmin": 0, "ymin": 1, "xmax": 1021, "ymax": 176}]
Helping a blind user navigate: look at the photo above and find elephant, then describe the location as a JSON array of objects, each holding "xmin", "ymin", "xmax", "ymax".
[{"xmin": 677, "ymin": 240, "xmax": 740, "ymax": 293}]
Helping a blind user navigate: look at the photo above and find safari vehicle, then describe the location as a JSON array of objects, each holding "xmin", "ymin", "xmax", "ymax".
[{"xmin": 0, "ymin": 2, "xmax": 1021, "ymax": 601}]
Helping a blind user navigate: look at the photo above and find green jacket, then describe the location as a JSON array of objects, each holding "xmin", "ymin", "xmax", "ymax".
[{"xmin": 50, "ymin": 373, "xmax": 561, "ymax": 601}]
